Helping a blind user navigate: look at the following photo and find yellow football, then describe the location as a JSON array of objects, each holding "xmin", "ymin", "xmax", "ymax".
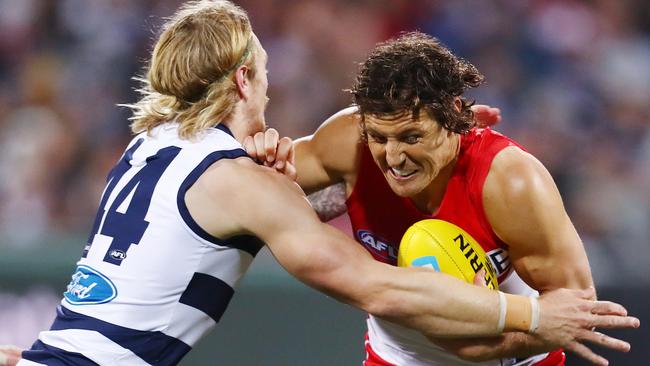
[{"xmin": 398, "ymin": 219, "xmax": 498, "ymax": 290}]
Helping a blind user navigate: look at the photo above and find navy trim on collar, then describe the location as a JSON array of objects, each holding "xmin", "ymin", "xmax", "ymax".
[
  {"xmin": 177, "ymin": 149, "xmax": 264, "ymax": 256},
  {"xmin": 215, "ymin": 123, "xmax": 234, "ymax": 137}
]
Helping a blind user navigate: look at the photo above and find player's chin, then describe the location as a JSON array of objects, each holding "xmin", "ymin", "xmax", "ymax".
[{"xmin": 385, "ymin": 177, "xmax": 421, "ymax": 198}]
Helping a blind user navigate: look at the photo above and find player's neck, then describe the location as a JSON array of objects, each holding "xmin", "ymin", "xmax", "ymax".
[
  {"xmin": 221, "ymin": 120, "xmax": 247, "ymax": 144},
  {"xmin": 221, "ymin": 107, "xmax": 257, "ymax": 145}
]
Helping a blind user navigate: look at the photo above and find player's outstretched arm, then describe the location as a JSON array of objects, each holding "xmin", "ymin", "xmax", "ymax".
[{"xmin": 185, "ymin": 158, "xmax": 639, "ymax": 356}]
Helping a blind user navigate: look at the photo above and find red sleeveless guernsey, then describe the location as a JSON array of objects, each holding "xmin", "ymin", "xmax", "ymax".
[{"xmin": 347, "ymin": 128, "xmax": 564, "ymax": 366}]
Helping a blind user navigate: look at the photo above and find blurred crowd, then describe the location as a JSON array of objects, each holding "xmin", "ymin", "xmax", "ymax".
[{"xmin": 0, "ymin": 0, "xmax": 648, "ymax": 285}]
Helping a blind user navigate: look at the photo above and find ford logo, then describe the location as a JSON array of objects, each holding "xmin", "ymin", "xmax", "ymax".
[{"xmin": 64, "ymin": 265, "xmax": 117, "ymax": 305}]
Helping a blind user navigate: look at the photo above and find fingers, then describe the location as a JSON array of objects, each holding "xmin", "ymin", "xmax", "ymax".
[
  {"xmin": 8, "ymin": 354, "xmax": 21, "ymax": 366},
  {"xmin": 0, "ymin": 346, "xmax": 21, "ymax": 359},
  {"xmin": 579, "ymin": 330, "xmax": 631, "ymax": 352},
  {"xmin": 253, "ymin": 130, "xmax": 267, "ymax": 163},
  {"xmin": 244, "ymin": 129, "xmax": 287, "ymax": 167},
  {"xmin": 285, "ymin": 137, "xmax": 295, "ymax": 165},
  {"xmin": 473, "ymin": 269, "xmax": 486, "ymax": 287},
  {"xmin": 471, "ymin": 105, "xmax": 501, "ymax": 127},
  {"xmin": 274, "ymin": 137, "xmax": 294, "ymax": 170},
  {"xmin": 243, "ymin": 129, "xmax": 296, "ymax": 179},
  {"xmin": 591, "ymin": 300, "xmax": 628, "ymax": 316},
  {"xmin": 243, "ymin": 131, "xmax": 273, "ymax": 163},
  {"xmin": 0, "ymin": 346, "xmax": 21, "ymax": 356},
  {"xmin": 0, "ymin": 346, "xmax": 22, "ymax": 366},
  {"xmin": 588, "ymin": 314, "xmax": 640, "ymax": 329},
  {"xmin": 283, "ymin": 162, "xmax": 297, "ymax": 181},
  {"xmin": 264, "ymin": 128, "xmax": 279, "ymax": 164},
  {"xmin": 564, "ymin": 341, "xmax": 609, "ymax": 366}
]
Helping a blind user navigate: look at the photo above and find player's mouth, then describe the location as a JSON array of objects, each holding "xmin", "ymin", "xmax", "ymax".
[{"xmin": 388, "ymin": 167, "xmax": 417, "ymax": 181}]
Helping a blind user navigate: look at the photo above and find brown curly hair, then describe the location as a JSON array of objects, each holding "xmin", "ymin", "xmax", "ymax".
[{"xmin": 349, "ymin": 32, "xmax": 484, "ymax": 134}]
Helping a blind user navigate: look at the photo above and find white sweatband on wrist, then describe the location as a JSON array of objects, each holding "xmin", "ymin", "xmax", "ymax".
[
  {"xmin": 497, "ymin": 291, "xmax": 507, "ymax": 333},
  {"xmin": 529, "ymin": 296, "xmax": 540, "ymax": 333}
]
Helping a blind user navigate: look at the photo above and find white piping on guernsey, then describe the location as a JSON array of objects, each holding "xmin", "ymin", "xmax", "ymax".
[{"xmin": 39, "ymin": 329, "xmax": 150, "ymax": 366}]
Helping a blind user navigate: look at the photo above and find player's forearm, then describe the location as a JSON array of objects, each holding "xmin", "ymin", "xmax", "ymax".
[
  {"xmin": 286, "ymin": 234, "xmax": 496, "ymax": 337},
  {"xmin": 366, "ymin": 265, "xmax": 534, "ymax": 338},
  {"xmin": 276, "ymin": 226, "xmax": 533, "ymax": 338}
]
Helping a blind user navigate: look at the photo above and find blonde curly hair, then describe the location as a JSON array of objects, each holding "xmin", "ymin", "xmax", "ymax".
[{"xmin": 124, "ymin": 0, "xmax": 256, "ymax": 139}]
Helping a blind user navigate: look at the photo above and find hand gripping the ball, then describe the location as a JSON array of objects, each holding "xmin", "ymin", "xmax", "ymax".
[{"xmin": 534, "ymin": 287, "xmax": 640, "ymax": 366}]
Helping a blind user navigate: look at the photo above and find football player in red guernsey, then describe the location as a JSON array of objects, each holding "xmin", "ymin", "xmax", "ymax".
[{"xmin": 244, "ymin": 32, "xmax": 628, "ymax": 366}]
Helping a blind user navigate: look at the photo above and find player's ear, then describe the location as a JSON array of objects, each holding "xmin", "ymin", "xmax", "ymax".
[
  {"xmin": 453, "ymin": 97, "xmax": 462, "ymax": 112},
  {"xmin": 234, "ymin": 65, "xmax": 250, "ymax": 100}
]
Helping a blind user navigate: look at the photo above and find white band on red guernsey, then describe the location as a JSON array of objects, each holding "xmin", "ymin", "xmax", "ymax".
[
  {"xmin": 497, "ymin": 291, "xmax": 507, "ymax": 333},
  {"xmin": 529, "ymin": 296, "xmax": 540, "ymax": 333}
]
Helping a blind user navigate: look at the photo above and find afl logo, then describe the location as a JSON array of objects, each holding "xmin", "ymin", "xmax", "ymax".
[
  {"xmin": 109, "ymin": 250, "xmax": 127, "ymax": 261},
  {"xmin": 356, "ymin": 230, "xmax": 398, "ymax": 262}
]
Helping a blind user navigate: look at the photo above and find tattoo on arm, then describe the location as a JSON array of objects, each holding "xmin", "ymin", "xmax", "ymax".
[{"xmin": 307, "ymin": 183, "xmax": 348, "ymax": 222}]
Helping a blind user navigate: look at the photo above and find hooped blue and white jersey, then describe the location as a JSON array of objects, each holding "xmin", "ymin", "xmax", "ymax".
[{"xmin": 20, "ymin": 123, "xmax": 263, "ymax": 366}]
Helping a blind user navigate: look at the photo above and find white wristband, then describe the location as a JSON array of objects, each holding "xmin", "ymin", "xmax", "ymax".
[
  {"xmin": 497, "ymin": 291, "xmax": 507, "ymax": 333},
  {"xmin": 529, "ymin": 296, "xmax": 540, "ymax": 333}
]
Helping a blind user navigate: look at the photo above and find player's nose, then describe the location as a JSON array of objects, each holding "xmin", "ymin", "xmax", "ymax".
[{"xmin": 385, "ymin": 142, "xmax": 405, "ymax": 167}]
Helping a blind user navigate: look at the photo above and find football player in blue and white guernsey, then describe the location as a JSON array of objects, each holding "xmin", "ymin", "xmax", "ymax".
[{"xmin": 4, "ymin": 1, "xmax": 638, "ymax": 366}]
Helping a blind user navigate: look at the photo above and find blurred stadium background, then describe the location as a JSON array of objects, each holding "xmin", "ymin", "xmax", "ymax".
[{"xmin": 0, "ymin": 0, "xmax": 647, "ymax": 365}]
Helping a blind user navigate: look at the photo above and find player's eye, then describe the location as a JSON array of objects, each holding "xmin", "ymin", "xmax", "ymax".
[
  {"xmin": 368, "ymin": 133, "xmax": 387, "ymax": 144},
  {"xmin": 403, "ymin": 135, "xmax": 420, "ymax": 144}
]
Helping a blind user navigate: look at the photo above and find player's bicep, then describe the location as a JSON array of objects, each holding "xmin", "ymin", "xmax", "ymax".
[
  {"xmin": 242, "ymin": 177, "xmax": 358, "ymax": 276},
  {"xmin": 294, "ymin": 136, "xmax": 335, "ymax": 193},
  {"xmin": 232, "ymin": 170, "xmax": 379, "ymax": 307},
  {"xmin": 295, "ymin": 107, "xmax": 361, "ymax": 194},
  {"xmin": 483, "ymin": 147, "xmax": 593, "ymax": 291}
]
